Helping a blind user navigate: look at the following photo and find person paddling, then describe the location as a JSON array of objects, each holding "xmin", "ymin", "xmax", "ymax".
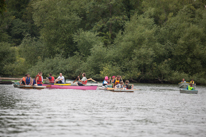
[
  {"xmin": 25, "ymin": 73, "xmax": 33, "ymax": 85},
  {"xmin": 36, "ymin": 72, "xmax": 43, "ymax": 86},
  {"xmin": 47, "ymin": 73, "xmax": 55, "ymax": 85},
  {"xmin": 19, "ymin": 74, "xmax": 27, "ymax": 86},
  {"xmin": 55, "ymin": 73, "xmax": 65, "ymax": 84},
  {"xmin": 77, "ymin": 73, "xmax": 87, "ymax": 86}
]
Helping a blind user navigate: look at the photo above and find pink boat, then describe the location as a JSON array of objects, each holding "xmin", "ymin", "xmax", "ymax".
[{"xmin": 42, "ymin": 84, "xmax": 97, "ymax": 90}]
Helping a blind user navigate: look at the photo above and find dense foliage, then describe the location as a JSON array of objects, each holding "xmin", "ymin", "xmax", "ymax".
[{"xmin": 0, "ymin": 0, "xmax": 206, "ymax": 84}]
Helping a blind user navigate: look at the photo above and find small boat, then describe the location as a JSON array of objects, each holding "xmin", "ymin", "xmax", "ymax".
[
  {"xmin": 113, "ymin": 89, "xmax": 134, "ymax": 92},
  {"xmin": 0, "ymin": 81, "xmax": 13, "ymax": 84},
  {"xmin": 180, "ymin": 89, "xmax": 198, "ymax": 94},
  {"xmin": 44, "ymin": 84, "xmax": 98, "ymax": 90},
  {"xmin": 14, "ymin": 85, "xmax": 46, "ymax": 89}
]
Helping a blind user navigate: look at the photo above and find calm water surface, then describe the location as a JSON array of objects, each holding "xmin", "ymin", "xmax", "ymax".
[{"xmin": 0, "ymin": 84, "xmax": 206, "ymax": 137}]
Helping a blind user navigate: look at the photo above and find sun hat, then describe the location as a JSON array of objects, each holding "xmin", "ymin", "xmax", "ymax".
[
  {"xmin": 112, "ymin": 76, "xmax": 115, "ymax": 78},
  {"xmin": 105, "ymin": 76, "xmax": 108, "ymax": 80}
]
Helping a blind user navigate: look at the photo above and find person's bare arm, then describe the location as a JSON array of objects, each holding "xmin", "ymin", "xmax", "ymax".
[
  {"xmin": 30, "ymin": 79, "xmax": 33, "ymax": 85},
  {"xmin": 36, "ymin": 77, "xmax": 39, "ymax": 84},
  {"xmin": 78, "ymin": 76, "xmax": 82, "ymax": 82},
  {"xmin": 19, "ymin": 78, "xmax": 22, "ymax": 85}
]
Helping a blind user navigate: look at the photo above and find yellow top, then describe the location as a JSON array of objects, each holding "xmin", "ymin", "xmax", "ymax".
[{"xmin": 190, "ymin": 81, "xmax": 194, "ymax": 84}]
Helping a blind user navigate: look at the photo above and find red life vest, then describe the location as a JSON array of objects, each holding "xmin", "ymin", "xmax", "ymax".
[
  {"xmin": 36, "ymin": 75, "xmax": 42, "ymax": 84},
  {"xmin": 82, "ymin": 80, "xmax": 87, "ymax": 85},
  {"xmin": 49, "ymin": 76, "xmax": 55, "ymax": 83}
]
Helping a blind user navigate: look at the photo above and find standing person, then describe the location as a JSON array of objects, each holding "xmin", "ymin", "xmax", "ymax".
[
  {"xmin": 25, "ymin": 73, "xmax": 33, "ymax": 85},
  {"xmin": 36, "ymin": 72, "xmax": 43, "ymax": 86},
  {"xmin": 19, "ymin": 74, "xmax": 27, "ymax": 86},
  {"xmin": 113, "ymin": 75, "xmax": 122, "ymax": 88},
  {"xmin": 55, "ymin": 73, "xmax": 65, "ymax": 84},
  {"xmin": 77, "ymin": 73, "xmax": 87, "ymax": 86},
  {"xmin": 47, "ymin": 73, "xmax": 55, "ymax": 85}
]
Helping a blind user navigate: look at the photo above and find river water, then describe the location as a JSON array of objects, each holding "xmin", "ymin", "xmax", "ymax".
[{"xmin": 0, "ymin": 84, "xmax": 206, "ymax": 137}]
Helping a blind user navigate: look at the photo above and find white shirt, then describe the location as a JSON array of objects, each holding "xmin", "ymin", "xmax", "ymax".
[
  {"xmin": 103, "ymin": 80, "xmax": 108, "ymax": 85},
  {"xmin": 57, "ymin": 76, "xmax": 65, "ymax": 83}
]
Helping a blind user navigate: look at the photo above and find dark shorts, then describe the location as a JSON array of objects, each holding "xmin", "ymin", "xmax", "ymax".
[
  {"xmin": 22, "ymin": 81, "xmax": 25, "ymax": 85},
  {"xmin": 38, "ymin": 84, "xmax": 42, "ymax": 86},
  {"xmin": 78, "ymin": 82, "xmax": 84, "ymax": 86},
  {"xmin": 57, "ymin": 81, "xmax": 63, "ymax": 83},
  {"xmin": 50, "ymin": 83, "xmax": 54, "ymax": 85}
]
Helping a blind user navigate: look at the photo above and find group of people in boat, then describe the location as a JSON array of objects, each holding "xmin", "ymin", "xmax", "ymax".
[
  {"xmin": 19, "ymin": 72, "xmax": 94, "ymax": 86},
  {"xmin": 102, "ymin": 75, "xmax": 134, "ymax": 89},
  {"xmin": 19, "ymin": 72, "xmax": 66, "ymax": 86},
  {"xmin": 181, "ymin": 78, "xmax": 195, "ymax": 90},
  {"xmin": 19, "ymin": 72, "xmax": 134, "ymax": 89}
]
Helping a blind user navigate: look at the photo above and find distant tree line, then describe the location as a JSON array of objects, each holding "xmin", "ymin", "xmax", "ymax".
[{"xmin": 0, "ymin": 0, "xmax": 206, "ymax": 84}]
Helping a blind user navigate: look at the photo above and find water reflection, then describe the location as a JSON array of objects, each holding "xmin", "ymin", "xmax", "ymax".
[{"xmin": 0, "ymin": 84, "xmax": 206, "ymax": 137}]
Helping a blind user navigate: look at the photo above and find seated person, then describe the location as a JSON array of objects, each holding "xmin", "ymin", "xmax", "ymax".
[
  {"xmin": 47, "ymin": 73, "xmax": 55, "ymax": 85},
  {"xmin": 36, "ymin": 72, "xmax": 43, "ymax": 86},
  {"xmin": 181, "ymin": 78, "xmax": 186, "ymax": 83},
  {"xmin": 19, "ymin": 74, "xmax": 27, "ymax": 86},
  {"xmin": 115, "ymin": 81, "xmax": 124, "ymax": 89},
  {"xmin": 186, "ymin": 83, "xmax": 194, "ymax": 90},
  {"xmin": 55, "ymin": 73, "xmax": 64, "ymax": 84},
  {"xmin": 102, "ymin": 76, "xmax": 109, "ymax": 87},
  {"xmin": 113, "ymin": 75, "xmax": 122, "ymax": 88},
  {"xmin": 124, "ymin": 80, "xmax": 134, "ymax": 89},
  {"xmin": 77, "ymin": 73, "xmax": 87, "ymax": 86},
  {"xmin": 190, "ymin": 79, "xmax": 195, "ymax": 84},
  {"xmin": 25, "ymin": 73, "xmax": 33, "ymax": 85}
]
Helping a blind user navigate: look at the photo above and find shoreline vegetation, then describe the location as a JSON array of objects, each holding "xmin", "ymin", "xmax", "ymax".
[
  {"xmin": 0, "ymin": 77, "xmax": 204, "ymax": 86},
  {"xmin": 1, "ymin": 0, "xmax": 206, "ymax": 85}
]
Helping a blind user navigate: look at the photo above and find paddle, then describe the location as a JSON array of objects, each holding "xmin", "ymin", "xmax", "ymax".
[{"xmin": 73, "ymin": 73, "xmax": 81, "ymax": 83}]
